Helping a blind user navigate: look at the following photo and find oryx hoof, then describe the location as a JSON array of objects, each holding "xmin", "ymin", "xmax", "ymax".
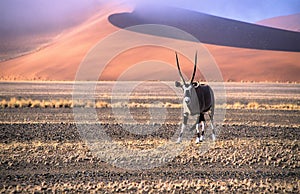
[
  {"xmin": 200, "ymin": 135, "xmax": 204, "ymax": 142},
  {"xmin": 176, "ymin": 137, "xmax": 182, "ymax": 144},
  {"xmin": 212, "ymin": 134, "xmax": 216, "ymax": 141},
  {"xmin": 196, "ymin": 136, "xmax": 203, "ymax": 143}
]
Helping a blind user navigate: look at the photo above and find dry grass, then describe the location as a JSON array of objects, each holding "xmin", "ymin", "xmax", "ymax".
[
  {"xmin": 0, "ymin": 98, "xmax": 175, "ymax": 109},
  {"xmin": 224, "ymin": 102, "xmax": 300, "ymax": 110},
  {"xmin": 1, "ymin": 98, "xmax": 74, "ymax": 108},
  {"xmin": 1, "ymin": 98, "xmax": 299, "ymax": 110}
]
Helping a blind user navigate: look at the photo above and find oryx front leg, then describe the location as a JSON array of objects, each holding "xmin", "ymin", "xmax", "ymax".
[
  {"xmin": 195, "ymin": 116, "xmax": 201, "ymax": 143},
  {"xmin": 177, "ymin": 113, "xmax": 188, "ymax": 143}
]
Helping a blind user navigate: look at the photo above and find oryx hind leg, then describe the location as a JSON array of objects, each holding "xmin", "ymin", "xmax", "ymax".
[{"xmin": 209, "ymin": 111, "xmax": 216, "ymax": 141}]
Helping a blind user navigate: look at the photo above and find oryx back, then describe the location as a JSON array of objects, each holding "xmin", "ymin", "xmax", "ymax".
[{"xmin": 192, "ymin": 84, "xmax": 214, "ymax": 115}]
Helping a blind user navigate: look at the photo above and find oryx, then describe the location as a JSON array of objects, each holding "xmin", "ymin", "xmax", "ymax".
[{"xmin": 175, "ymin": 52, "xmax": 216, "ymax": 143}]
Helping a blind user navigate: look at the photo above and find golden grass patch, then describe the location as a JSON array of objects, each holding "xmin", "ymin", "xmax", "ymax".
[
  {"xmin": 0, "ymin": 98, "xmax": 299, "ymax": 110},
  {"xmin": 224, "ymin": 101, "xmax": 300, "ymax": 110}
]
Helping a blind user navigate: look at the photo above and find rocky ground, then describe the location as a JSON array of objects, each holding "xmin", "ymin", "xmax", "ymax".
[{"xmin": 0, "ymin": 82, "xmax": 299, "ymax": 192}]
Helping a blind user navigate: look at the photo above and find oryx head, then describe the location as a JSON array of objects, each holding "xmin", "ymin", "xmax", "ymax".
[{"xmin": 175, "ymin": 52, "xmax": 198, "ymax": 106}]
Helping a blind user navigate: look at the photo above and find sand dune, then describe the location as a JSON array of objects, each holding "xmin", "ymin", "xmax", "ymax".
[
  {"xmin": 257, "ymin": 13, "xmax": 300, "ymax": 32},
  {"xmin": 0, "ymin": 0, "xmax": 103, "ymax": 62},
  {"xmin": 0, "ymin": 3, "xmax": 299, "ymax": 82},
  {"xmin": 0, "ymin": 2, "xmax": 133, "ymax": 81},
  {"xmin": 109, "ymin": 5, "xmax": 300, "ymax": 52},
  {"xmin": 206, "ymin": 44, "xmax": 300, "ymax": 82}
]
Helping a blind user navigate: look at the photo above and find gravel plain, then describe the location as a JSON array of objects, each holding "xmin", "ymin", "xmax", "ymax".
[{"xmin": 0, "ymin": 82, "xmax": 299, "ymax": 193}]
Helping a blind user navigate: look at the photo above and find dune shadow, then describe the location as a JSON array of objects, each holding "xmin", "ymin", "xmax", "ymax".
[{"xmin": 108, "ymin": 5, "xmax": 300, "ymax": 52}]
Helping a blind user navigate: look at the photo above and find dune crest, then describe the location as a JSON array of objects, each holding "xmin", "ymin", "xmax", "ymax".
[
  {"xmin": 257, "ymin": 13, "xmax": 300, "ymax": 32},
  {"xmin": 0, "ymin": 3, "xmax": 299, "ymax": 82},
  {"xmin": 0, "ymin": 2, "xmax": 133, "ymax": 81}
]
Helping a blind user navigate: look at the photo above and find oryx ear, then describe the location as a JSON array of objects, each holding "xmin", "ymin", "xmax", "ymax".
[{"xmin": 175, "ymin": 81, "xmax": 182, "ymax": 88}]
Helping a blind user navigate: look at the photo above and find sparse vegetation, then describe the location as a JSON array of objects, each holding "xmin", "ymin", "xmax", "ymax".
[
  {"xmin": 0, "ymin": 126, "xmax": 299, "ymax": 193},
  {"xmin": 1, "ymin": 82, "xmax": 299, "ymax": 193},
  {"xmin": 224, "ymin": 101, "xmax": 300, "ymax": 110},
  {"xmin": 1, "ymin": 98, "xmax": 299, "ymax": 110},
  {"xmin": 0, "ymin": 98, "xmax": 74, "ymax": 108}
]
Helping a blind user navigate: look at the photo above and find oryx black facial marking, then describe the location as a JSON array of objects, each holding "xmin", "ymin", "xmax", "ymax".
[{"xmin": 175, "ymin": 51, "xmax": 216, "ymax": 143}]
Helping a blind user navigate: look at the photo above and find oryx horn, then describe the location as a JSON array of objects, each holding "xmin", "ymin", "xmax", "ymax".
[
  {"xmin": 190, "ymin": 51, "xmax": 197, "ymax": 83},
  {"xmin": 175, "ymin": 52, "xmax": 186, "ymax": 85}
]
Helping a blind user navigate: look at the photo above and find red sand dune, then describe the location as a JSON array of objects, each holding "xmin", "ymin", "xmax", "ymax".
[
  {"xmin": 109, "ymin": 6, "xmax": 300, "ymax": 52},
  {"xmin": 0, "ymin": 3, "xmax": 299, "ymax": 82},
  {"xmin": 257, "ymin": 13, "xmax": 300, "ymax": 32},
  {"xmin": 0, "ymin": 0, "xmax": 102, "ymax": 62},
  {"xmin": 206, "ymin": 45, "xmax": 300, "ymax": 82},
  {"xmin": 0, "ymin": 2, "xmax": 133, "ymax": 81}
]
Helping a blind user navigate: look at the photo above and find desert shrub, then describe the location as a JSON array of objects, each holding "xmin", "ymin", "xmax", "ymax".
[
  {"xmin": 31, "ymin": 100, "xmax": 41, "ymax": 108},
  {"xmin": 233, "ymin": 102, "xmax": 244, "ymax": 109},
  {"xmin": 7, "ymin": 97, "xmax": 17, "ymax": 108},
  {"xmin": 278, "ymin": 103, "xmax": 298, "ymax": 110},
  {"xmin": 26, "ymin": 99, "xmax": 33, "ymax": 108},
  {"xmin": 72, "ymin": 100, "xmax": 85, "ymax": 108},
  {"xmin": 18, "ymin": 99, "xmax": 30, "ymax": 108},
  {"xmin": 62, "ymin": 100, "xmax": 72, "ymax": 108},
  {"xmin": 247, "ymin": 102, "xmax": 259, "ymax": 109},
  {"xmin": 0, "ymin": 99, "xmax": 8, "ymax": 108},
  {"xmin": 164, "ymin": 102, "xmax": 181, "ymax": 108},
  {"xmin": 85, "ymin": 101, "xmax": 94, "ymax": 108},
  {"xmin": 95, "ymin": 101, "xmax": 108, "ymax": 108},
  {"xmin": 43, "ymin": 100, "xmax": 52, "ymax": 108}
]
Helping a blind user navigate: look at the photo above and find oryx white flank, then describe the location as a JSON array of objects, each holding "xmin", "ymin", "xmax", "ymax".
[{"xmin": 175, "ymin": 52, "xmax": 216, "ymax": 143}]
